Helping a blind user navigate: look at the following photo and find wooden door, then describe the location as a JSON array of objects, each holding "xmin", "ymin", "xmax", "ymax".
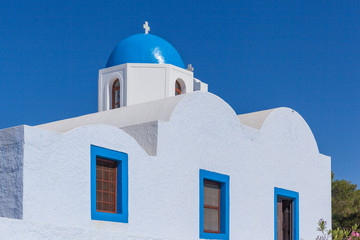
[{"xmin": 277, "ymin": 198, "xmax": 293, "ymax": 240}]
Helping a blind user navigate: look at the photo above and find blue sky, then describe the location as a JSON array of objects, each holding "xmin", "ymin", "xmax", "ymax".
[{"xmin": 0, "ymin": 0, "xmax": 359, "ymax": 186}]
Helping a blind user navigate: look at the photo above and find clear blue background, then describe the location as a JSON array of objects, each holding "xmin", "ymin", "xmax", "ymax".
[{"xmin": 0, "ymin": 0, "xmax": 359, "ymax": 186}]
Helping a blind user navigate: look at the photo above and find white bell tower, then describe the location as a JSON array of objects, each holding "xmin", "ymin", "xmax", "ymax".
[{"xmin": 98, "ymin": 23, "xmax": 208, "ymax": 112}]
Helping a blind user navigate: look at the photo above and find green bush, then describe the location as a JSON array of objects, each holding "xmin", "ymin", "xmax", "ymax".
[
  {"xmin": 316, "ymin": 218, "xmax": 359, "ymax": 240},
  {"xmin": 332, "ymin": 172, "xmax": 360, "ymax": 229}
]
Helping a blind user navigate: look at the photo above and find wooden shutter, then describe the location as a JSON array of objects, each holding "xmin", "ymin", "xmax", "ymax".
[
  {"xmin": 203, "ymin": 180, "xmax": 221, "ymax": 233},
  {"xmin": 96, "ymin": 158, "xmax": 117, "ymax": 213}
]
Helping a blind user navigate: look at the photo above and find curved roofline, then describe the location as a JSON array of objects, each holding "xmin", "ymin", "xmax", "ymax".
[
  {"xmin": 238, "ymin": 107, "xmax": 320, "ymax": 153},
  {"xmin": 35, "ymin": 92, "xmax": 320, "ymax": 155}
]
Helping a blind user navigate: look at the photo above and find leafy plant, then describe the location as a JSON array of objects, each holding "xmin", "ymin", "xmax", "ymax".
[
  {"xmin": 316, "ymin": 218, "xmax": 360, "ymax": 240},
  {"xmin": 316, "ymin": 219, "xmax": 331, "ymax": 240}
]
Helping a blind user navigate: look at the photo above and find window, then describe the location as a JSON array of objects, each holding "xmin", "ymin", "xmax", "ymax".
[
  {"xmin": 112, "ymin": 79, "xmax": 120, "ymax": 109},
  {"xmin": 203, "ymin": 180, "xmax": 221, "ymax": 233},
  {"xmin": 274, "ymin": 188, "xmax": 299, "ymax": 240},
  {"xmin": 200, "ymin": 169, "xmax": 229, "ymax": 240},
  {"xmin": 175, "ymin": 80, "xmax": 181, "ymax": 96},
  {"xmin": 91, "ymin": 145, "xmax": 128, "ymax": 223},
  {"xmin": 96, "ymin": 159, "xmax": 117, "ymax": 213}
]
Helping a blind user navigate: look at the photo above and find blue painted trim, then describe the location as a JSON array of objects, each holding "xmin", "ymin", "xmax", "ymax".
[
  {"xmin": 199, "ymin": 169, "xmax": 230, "ymax": 240},
  {"xmin": 274, "ymin": 187, "xmax": 299, "ymax": 240},
  {"xmin": 91, "ymin": 145, "xmax": 128, "ymax": 223}
]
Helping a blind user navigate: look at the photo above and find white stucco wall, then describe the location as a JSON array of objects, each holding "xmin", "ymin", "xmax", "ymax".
[{"xmin": 0, "ymin": 92, "xmax": 331, "ymax": 240}]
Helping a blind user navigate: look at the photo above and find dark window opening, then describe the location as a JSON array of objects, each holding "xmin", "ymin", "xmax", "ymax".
[
  {"xmin": 96, "ymin": 158, "xmax": 117, "ymax": 213},
  {"xmin": 277, "ymin": 197, "xmax": 294, "ymax": 240},
  {"xmin": 112, "ymin": 79, "xmax": 120, "ymax": 109},
  {"xmin": 203, "ymin": 180, "xmax": 221, "ymax": 233},
  {"xmin": 175, "ymin": 80, "xmax": 181, "ymax": 96}
]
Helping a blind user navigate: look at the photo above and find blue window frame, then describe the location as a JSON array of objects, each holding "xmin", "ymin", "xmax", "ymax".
[
  {"xmin": 91, "ymin": 145, "xmax": 128, "ymax": 223},
  {"xmin": 274, "ymin": 187, "xmax": 299, "ymax": 240},
  {"xmin": 199, "ymin": 169, "xmax": 229, "ymax": 240}
]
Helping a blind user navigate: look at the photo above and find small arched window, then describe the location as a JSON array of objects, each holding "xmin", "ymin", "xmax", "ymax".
[
  {"xmin": 175, "ymin": 80, "xmax": 181, "ymax": 96},
  {"xmin": 112, "ymin": 79, "xmax": 120, "ymax": 109}
]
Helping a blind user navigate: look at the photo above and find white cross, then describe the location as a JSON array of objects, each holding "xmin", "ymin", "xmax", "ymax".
[
  {"xmin": 187, "ymin": 64, "xmax": 194, "ymax": 72},
  {"xmin": 143, "ymin": 21, "xmax": 150, "ymax": 34}
]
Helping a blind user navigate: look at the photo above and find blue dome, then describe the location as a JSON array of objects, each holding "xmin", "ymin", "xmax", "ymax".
[{"xmin": 106, "ymin": 34, "xmax": 185, "ymax": 68}]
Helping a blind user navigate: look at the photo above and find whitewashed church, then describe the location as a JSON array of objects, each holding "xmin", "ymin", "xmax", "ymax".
[{"xmin": 0, "ymin": 22, "xmax": 331, "ymax": 240}]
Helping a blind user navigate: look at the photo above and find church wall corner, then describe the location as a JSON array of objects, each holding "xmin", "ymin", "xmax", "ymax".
[{"xmin": 0, "ymin": 126, "xmax": 24, "ymax": 220}]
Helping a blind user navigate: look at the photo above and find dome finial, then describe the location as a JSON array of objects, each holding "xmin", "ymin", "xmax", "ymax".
[
  {"xmin": 187, "ymin": 64, "xmax": 194, "ymax": 72},
  {"xmin": 143, "ymin": 21, "xmax": 150, "ymax": 34}
]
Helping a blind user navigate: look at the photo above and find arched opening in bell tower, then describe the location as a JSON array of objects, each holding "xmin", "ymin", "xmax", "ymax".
[
  {"xmin": 112, "ymin": 79, "xmax": 120, "ymax": 109},
  {"xmin": 175, "ymin": 78, "xmax": 186, "ymax": 96},
  {"xmin": 175, "ymin": 80, "xmax": 181, "ymax": 96}
]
